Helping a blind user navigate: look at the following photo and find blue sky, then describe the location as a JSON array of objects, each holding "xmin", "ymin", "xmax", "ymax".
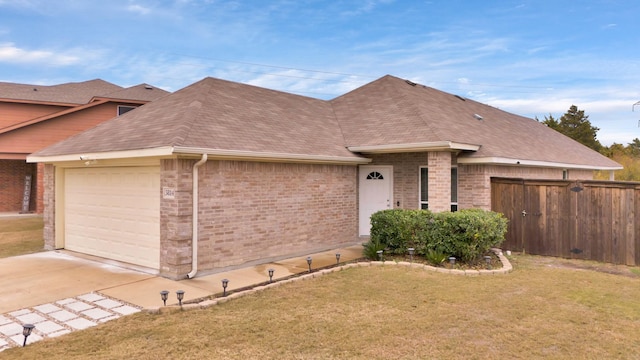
[{"xmin": 0, "ymin": 0, "xmax": 639, "ymax": 146}]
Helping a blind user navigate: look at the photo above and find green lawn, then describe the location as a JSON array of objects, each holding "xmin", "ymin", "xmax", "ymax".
[
  {"xmin": 3, "ymin": 254, "xmax": 640, "ymax": 359},
  {"xmin": 0, "ymin": 216, "xmax": 43, "ymax": 258}
]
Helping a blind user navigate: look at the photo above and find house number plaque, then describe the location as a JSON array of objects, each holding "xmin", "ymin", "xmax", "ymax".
[{"xmin": 163, "ymin": 187, "xmax": 176, "ymax": 199}]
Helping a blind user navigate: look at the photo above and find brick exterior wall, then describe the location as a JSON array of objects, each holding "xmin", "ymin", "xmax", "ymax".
[
  {"xmin": 427, "ymin": 152, "xmax": 452, "ymax": 212},
  {"xmin": 368, "ymin": 152, "xmax": 426, "ymax": 209},
  {"xmin": 43, "ymin": 164, "xmax": 55, "ymax": 250},
  {"xmin": 0, "ymin": 160, "xmax": 37, "ymax": 212},
  {"xmin": 457, "ymin": 164, "xmax": 595, "ymax": 210},
  {"xmin": 367, "ymin": 152, "xmax": 596, "ymax": 213},
  {"xmin": 160, "ymin": 158, "xmax": 358, "ymax": 279}
]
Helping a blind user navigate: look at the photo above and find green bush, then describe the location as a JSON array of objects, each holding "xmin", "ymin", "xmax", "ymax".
[
  {"xmin": 426, "ymin": 209, "xmax": 508, "ymax": 262},
  {"xmin": 369, "ymin": 209, "xmax": 434, "ymax": 255},
  {"xmin": 364, "ymin": 208, "xmax": 508, "ymax": 264}
]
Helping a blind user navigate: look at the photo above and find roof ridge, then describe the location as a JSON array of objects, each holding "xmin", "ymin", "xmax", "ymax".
[{"xmin": 166, "ymin": 79, "xmax": 210, "ymax": 146}]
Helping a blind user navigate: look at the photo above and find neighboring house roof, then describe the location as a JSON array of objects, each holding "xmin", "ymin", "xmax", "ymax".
[
  {"xmin": 96, "ymin": 83, "xmax": 169, "ymax": 102},
  {"xmin": 0, "ymin": 79, "xmax": 123, "ymax": 105},
  {"xmin": 28, "ymin": 75, "xmax": 622, "ymax": 170}
]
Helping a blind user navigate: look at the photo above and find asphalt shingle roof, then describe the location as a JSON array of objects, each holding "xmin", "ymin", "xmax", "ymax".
[{"xmin": 31, "ymin": 75, "xmax": 621, "ymax": 169}]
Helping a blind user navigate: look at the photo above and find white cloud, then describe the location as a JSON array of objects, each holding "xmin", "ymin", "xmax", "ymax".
[
  {"xmin": 0, "ymin": 42, "xmax": 80, "ymax": 65},
  {"xmin": 126, "ymin": 4, "xmax": 151, "ymax": 15}
]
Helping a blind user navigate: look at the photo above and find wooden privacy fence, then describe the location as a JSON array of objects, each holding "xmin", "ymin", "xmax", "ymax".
[{"xmin": 491, "ymin": 178, "xmax": 640, "ymax": 266}]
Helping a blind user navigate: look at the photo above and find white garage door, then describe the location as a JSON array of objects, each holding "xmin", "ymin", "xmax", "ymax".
[{"xmin": 64, "ymin": 166, "xmax": 160, "ymax": 269}]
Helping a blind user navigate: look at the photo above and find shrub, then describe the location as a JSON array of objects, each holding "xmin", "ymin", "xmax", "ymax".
[
  {"xmin": 365, "ymin": 208, "xmax": 508, "ymax": 263},
  {"xmin": 369, "ymin": 209, "xmax": 434, "ymax": 255},
  {"xmin": 425, "ymin": 209, "xmax": 508, "ymax": 263},
  {"xmin": 425, "ymin": 249, "xmax": 448, "ymax": 266},
  {"xmin": 362, "ymin": 238, "xmax": 386, "ymax": 260}
]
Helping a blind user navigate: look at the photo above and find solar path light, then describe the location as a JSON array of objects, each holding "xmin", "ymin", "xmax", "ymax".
[
  {"xmin": 160, "ymin": 290, "xmax": 170, "ymax": 306},
  {"xmin": 268, "ymin": 268, "xmax": 275, "ymax": 283},
  {"xmin": 408, "ymin": 248, "xmax": 415, "ymax": 262},
  {"xmin": 222, "ymin": 279, "xmax": 229, "ymax": 297},
  {"xmin": 176, "ymin": 290, "xmax": 185, "ymax": 307},
  {"xmin": 306, "ymin": 256, "xmax": 312, "ymax": 272},
  {"xmin": 335, "ymin": 253, "xmax": 341, "ymax": 265},
  {"xmin": 22, "ymin": 324, "xmax": 35, "ymax": 347}
]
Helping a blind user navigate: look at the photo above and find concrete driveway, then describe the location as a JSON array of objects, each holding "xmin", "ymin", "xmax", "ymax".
[
  {"xmin": 0, "ymin": 245, "xmax": 364, "ymax": 314},
  {"xmin": 0, "ymin": 245, "xmax": 363, "ymax": 350}
]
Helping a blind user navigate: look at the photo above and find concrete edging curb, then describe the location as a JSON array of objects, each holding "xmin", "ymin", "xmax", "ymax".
[{"xmin": 145, "ymin": 248, "xmax": 513, "ymax": 314}]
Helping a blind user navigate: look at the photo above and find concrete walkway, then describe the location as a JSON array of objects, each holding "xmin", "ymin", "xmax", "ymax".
[{"xmin": 0, "ymin": 245, "xmax": 363, "ymax": 351}]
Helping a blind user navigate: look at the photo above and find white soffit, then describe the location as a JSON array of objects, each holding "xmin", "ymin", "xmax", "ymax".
[
  {"xmin": 457, "ymin": 156, "xmax": 623, "ymax": 171},
  {"xmin": 347, "ymin": 141, "xmax": 480, "ymax": 154}
]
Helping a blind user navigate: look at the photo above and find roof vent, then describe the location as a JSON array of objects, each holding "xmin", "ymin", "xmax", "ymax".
[
  {"xmin": 454, "ymin": 94, "xmax": 466, "ymax": 101},
  {"xmin": 144, "ymin": 85, "xmax": 153, "ymax": 90},
  {"xmin": 405, "ymin": 80, "xmax": 417, "ymax": 86},
  {"xmin": 473, "ymin": 113, "xmax": 483, "ymax": 121},
  {"xmin": 33, "ymin": 88, "xmax": 37, "ymax": 91}
]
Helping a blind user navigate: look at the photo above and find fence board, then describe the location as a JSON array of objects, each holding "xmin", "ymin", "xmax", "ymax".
[{"xmin": 491, "ymin": 177, "xmax": 640, "ymax": 266}]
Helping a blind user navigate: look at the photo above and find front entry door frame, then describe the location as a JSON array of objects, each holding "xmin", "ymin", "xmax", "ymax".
[{"xmin": 358, "ymin": 165, "xmax": 393, "ymax": 236}]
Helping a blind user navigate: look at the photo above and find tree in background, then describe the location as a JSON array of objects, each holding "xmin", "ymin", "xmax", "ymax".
[
  {"xmin": 595, "ymin": 139, "xmax": 640, "ymax": 181},
  {"xmin": 541, "ymin": 105, "xmax": 603, "ymax": 152}
]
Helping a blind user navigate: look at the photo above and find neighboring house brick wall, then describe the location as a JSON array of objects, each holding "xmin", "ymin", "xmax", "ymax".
[
  {"xmin": 457, "ymin": 164, "xmax": 595, "ymax": 210},
  {"xmin": 195, "ymin": 160, "xmax": 358, "ymax": 275},
  {"xmin": 0, "ymin": 160, "xmax": 36, "ymax": 212}
]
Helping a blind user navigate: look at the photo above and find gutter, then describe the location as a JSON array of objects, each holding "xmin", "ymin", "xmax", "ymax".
[{"xmin": 187, "ymin": 153, "xmax": 208, "ymax": 279}]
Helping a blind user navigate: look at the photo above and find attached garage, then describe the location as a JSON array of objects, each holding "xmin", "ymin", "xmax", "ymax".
[{"xmin": 62, "ymin": 166, "xmax": 160, "ymax": 269}]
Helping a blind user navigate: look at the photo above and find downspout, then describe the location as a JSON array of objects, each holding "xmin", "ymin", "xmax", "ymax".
[{"xmin": 187, "ymin": 153, "xmax": 208, "ymax": 279}]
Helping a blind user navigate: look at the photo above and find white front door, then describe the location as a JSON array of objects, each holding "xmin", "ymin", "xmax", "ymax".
[{"xmin": 359, "ymin": 166, "xmax": 393, "ymax": 236}]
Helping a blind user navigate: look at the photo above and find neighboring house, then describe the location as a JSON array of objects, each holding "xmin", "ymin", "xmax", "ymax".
[
  {"xmin": 0, "ymin": 79, "xmax": 169, "ymax": 213},
  {"xmin": 27, "ymin": 75, "xmax": 622, "ymax": 279}
]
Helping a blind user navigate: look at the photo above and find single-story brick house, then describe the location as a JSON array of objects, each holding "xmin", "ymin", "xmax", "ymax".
[
  {"xmin": 28, "ymin": 75, "xmax": 621, "ymax": 279},
  {"xmin": 0, "ymin": 79, "xmax": 168, "ymax": 213}
]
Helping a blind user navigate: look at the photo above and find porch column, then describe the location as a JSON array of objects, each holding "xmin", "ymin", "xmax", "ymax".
[{"xmin": 427, "ymin": 152, "xmax": 451, "ymax": 212}]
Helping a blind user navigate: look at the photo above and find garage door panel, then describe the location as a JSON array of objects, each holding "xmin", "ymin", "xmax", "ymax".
[{"xmin": 64, "ymin": 167, "xmax": 160, "ymax": 269}]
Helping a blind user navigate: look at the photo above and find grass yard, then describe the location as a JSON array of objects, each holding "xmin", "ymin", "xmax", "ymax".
[
  {"xmin": 3, "ymin": 254, "xmax": 640, "ymax": 360},
  {"xmin": 0, "ymin": 216, "xmax": 43, "ymax": 258}
]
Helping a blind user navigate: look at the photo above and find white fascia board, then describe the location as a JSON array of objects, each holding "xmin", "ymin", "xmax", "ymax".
[
  {"xmin": 173, "ymin": 147, "xmax": 372, "ymax": 165},
  {"xmin": 347, "ymin": 141, "xmax": 480, "ymax": 153},
  {"xmin": 457, "ymin": 156, "xmax": 623, "ymax": 171},
  {"xmin": 26, "ymin": 146, "xmax": 175, "ymax": 163}
]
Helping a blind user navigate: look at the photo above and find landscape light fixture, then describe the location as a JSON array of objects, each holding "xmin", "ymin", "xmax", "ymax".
[
  {"xmin": 376, "ymin": 250, "xmax": 383, "ymax": 262},
  {"xmin": 160, "ymin": 290, "xmax": 169, "ymax": 306},
  {"xmin": 268, "ymin": 268, "xmax": 275, "ymax": 283},
  {"xmin": 222, "ymin": 279, "xmax": 229, "ymax": 297},
  {"xmin": 306, "ymin": 256, "xmax": 312, "ymax": 272},
  {"xmin": 408, "ymin": 248, "xmax": 415, "ymax": 262},
  {"xmin": 449, "ymin": 257, "xmax": 456, "ymax": 269},
  {"xmin": 335, "ymin": 253, "xmax": 341, "ymax": 265},
  {"xmin": 176, "ymin": 290, "xmax": 185, "ymax": 307},
  {"xmin": 484, "ymin": 256, "xmax": 492, "ymax": 269},
  {"xmin": 22, "ymin": 324, "xmax": 35, "ymax": 347}
]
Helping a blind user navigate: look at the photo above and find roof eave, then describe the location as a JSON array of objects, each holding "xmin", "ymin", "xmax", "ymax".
[
  {"xmin": 173, "ymin": 147, "xmax": 371, "ymax": 165},
  {"xmin": 26, "ymin": 146, "xmax": 175, "ymax": 163},
  {"xmin": 457, "ymin": 156, "xmax": 623, "ymax": 171},
  {"xmin": 28, "ymin": 146, "xmax": 372, "ymax": 165},
  {"xmin": 347, "ymin": 141, "xmax": 480, "ymax": 154}
]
